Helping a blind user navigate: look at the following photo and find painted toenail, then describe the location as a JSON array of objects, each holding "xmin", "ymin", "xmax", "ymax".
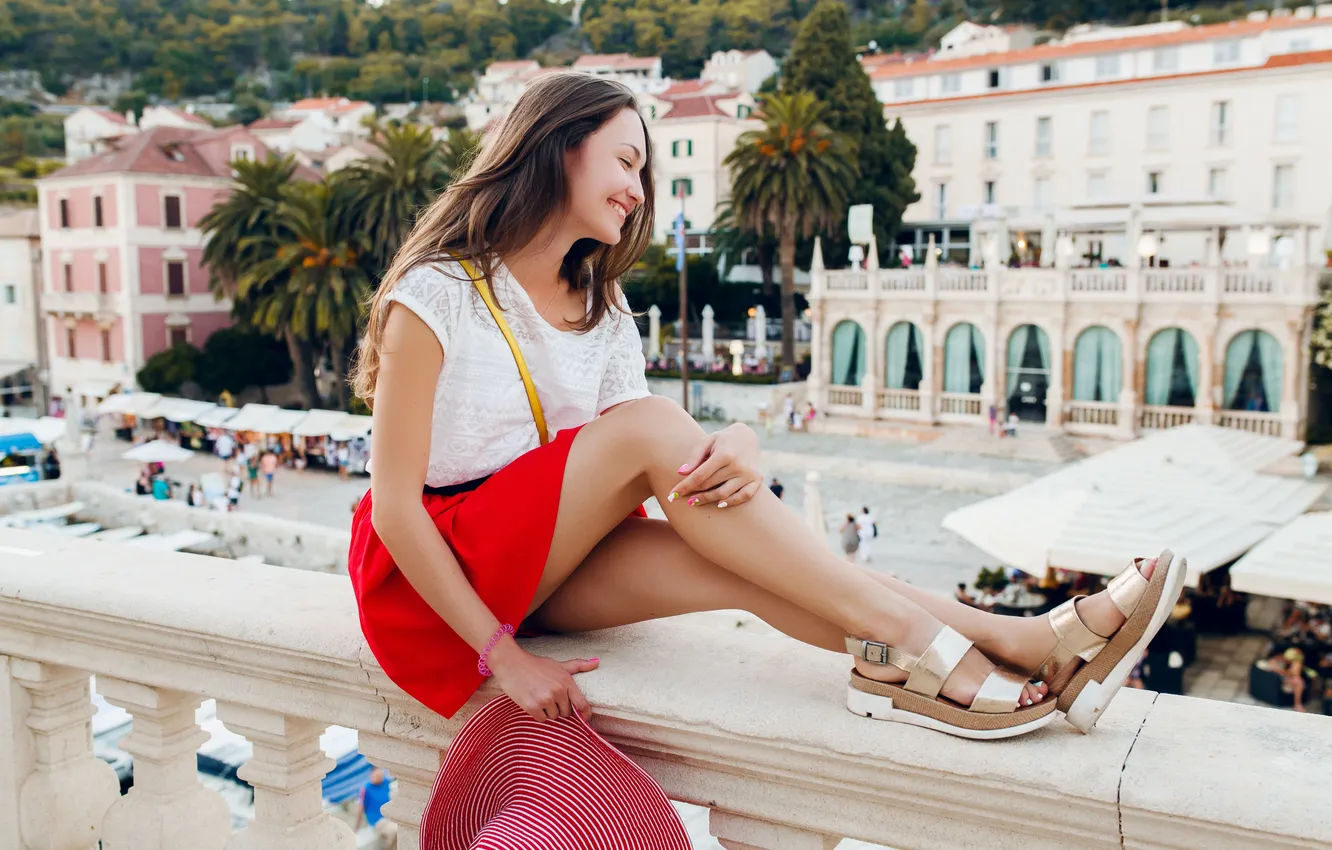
[{"xmin": 667, "ymin": 492, "xmax": 678, "ymax": 502}]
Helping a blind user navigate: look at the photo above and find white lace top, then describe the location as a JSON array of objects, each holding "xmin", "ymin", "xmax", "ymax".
[{"xmin": 384, "ymin": 258, "xmax": 651, "ymax": 487}]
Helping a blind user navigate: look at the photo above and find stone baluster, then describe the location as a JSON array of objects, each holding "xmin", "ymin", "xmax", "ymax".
[
  {"xmin": 1045, "ymin": 320, "xmax": 1067, "ymax": 428},
  {"xmin": 216, "ymin": 703, "xmax": 355, "ymax": 850},
  {"xmin": 865, "ymin": 234, "xmax": 879, "ymax": 294},
  {"xmin": 98, "ymin": 678, "xmax": 230, "ymax": 850},
  {"xmin": 924, "ymin": 233, "xmax": 938, "ymax": 298},
  {"xmin": 710, "ymin": 810, "xmax": 839, "ymax": 850},
  {"xmin": 647, "ymin": 304, "xmax": 662, "ymax": 361},
  {"xmin": 355, "ymin": 731, "xmax": 445, "ymax": 850},
  {"xmin": 1, "ymin": 659, "xmax": 119, "ymax": 850}
]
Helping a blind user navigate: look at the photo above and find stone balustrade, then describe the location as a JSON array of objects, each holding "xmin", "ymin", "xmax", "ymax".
[{"xmin": 3, "ymin": 528, "xmax": 1331, "ymax": 850}]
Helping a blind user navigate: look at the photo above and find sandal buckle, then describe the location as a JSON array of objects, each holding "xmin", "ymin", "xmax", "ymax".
[{"xmin": 861, "ymin": 640, "xmax": 889, "ymax": 664}]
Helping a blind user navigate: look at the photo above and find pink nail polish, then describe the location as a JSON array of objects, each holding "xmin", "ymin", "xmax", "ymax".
[
  {"xmin": 677, "ymin": 465, "xmax": 690, "ymax": 474},
  {"xmin": 688, "ymin": 497, "xmax": 699, "ymax": 506},
  {"xmin": 589, "ymin": 657, "xmax": 600, "ymax": 663}
]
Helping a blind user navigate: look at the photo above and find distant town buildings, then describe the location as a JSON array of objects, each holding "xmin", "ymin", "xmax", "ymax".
[{"xmin": 0, "ymin": 209, "xmax": 41, "ymax": 410}]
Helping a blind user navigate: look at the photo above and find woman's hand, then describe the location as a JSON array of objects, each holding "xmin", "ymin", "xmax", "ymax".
[
  {"xmin": 669, "ymin": 423, "xmax": 763, "ymax": 509},
  {"xmin": 487, "ymin": 636, "xmax": 599, "ymax": 720}
]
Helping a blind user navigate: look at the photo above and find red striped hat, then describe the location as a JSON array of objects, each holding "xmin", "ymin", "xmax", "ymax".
[{"xmin": 420, "ymin": 696, "xmax": 691, "ymax": 850}]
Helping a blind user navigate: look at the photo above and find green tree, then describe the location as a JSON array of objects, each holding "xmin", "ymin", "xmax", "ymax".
[
  {"xmin": 439, "ymin": 126, "xmax": 482, "ymax": 176},
  {"xmin": 781, "ymin": 0, "xmax": 919, "ymax": 262},
  {"xmin": 194, "ymin": 327, "xmax": 293, "ymax": 401},
  {"xmin": 724, "ymin": 91, "xmax": 857, "ymax": 368},
  {"xmin": 238, "ymin": 181, "xmax": 372, "ymax": 410},
  {"xmin": 710, "ymin": 200, "xmax": 777, "ymax": 296},
  {"xmin": 329, "ymin": 5, "xmax": 351, "ymax": 56},
  {"xmin": 231, "ymin": 92, "xmax": 270, "ymax": 126},
  {"xmin": 137, "ymin": 342, "xmax": 200, "ymax": 394},
  {"xmin": 338, "ymin": 123, "xmax": 449, "ymax": 276},
  {"xmin": 198, "ymin": 155, "xmax": 322, "ymax": 409},
  {"xmin": 112, "ymin": 90, "xmax": 150, "ymax": 121}
]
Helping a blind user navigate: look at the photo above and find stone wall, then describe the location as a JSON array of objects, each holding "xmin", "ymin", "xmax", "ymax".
[
  {"xmin": 0, "ymin": 479, "xmax": 73, "ymax": 514},
  {"xmin": 646, "ymin": 378, "xmax": 807, "ymax": 423}
]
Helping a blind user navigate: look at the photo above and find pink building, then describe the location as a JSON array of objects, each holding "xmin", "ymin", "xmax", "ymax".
[{"xmin": 36, "ymin": 125, "xmax": 276, "ymax": 409}]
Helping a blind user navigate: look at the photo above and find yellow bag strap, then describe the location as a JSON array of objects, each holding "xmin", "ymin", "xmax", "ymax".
[{"xmin": 455, "ymin": 256, "xmax": 549, "ymax": 446}]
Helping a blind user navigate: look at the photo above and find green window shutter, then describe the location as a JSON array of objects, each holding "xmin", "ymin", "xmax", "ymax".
[{"xmin": 671, "ymin": 140, "xmax": 678, "ymax": 157}]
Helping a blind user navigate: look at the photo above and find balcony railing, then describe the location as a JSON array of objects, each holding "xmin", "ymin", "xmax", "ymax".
[
  {"xmin": 44, "ymin": 289, "xmax": 117, "ymax": 317},
  {"xmin": 939, "ymin": 392, "xmax": 983, "ymax": 417},
  {"xmin": 1215, "ymin": 409, "xmax": 1284, "ymax": 437},
  {"xmin": 826, "ymin": 386, "xmax": 863, "ymax": 406},
  {"xmin": 1139, "ymin": 404, "xmax": 1197, "ymax": 430},
  {"xmin": 876, "ymin": 387, "xmax": 921, "ymax": 411},
  {"xmin": 1064, "ymin": 400, "xmax": 1120, "ymax": 427},
  {"xmin": 1, "ymin": 528, "xmax": 1327, "ymax": 850}
]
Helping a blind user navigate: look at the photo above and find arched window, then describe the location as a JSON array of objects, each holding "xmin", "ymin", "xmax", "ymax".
[
  {"xmin": 1224, "ymin": 330, "xmax": 1282, "ymax": 412},
  {"xmin": 1145, "ymin": 328, "xmax": 1199, "ymax": 407},
  {"xmin": 943, "ymin": 322, "xmax": 985, "ymax": 394},
  {"xmin": 1072, "ymin": 326, "xmax": 1123, "ymax": 402},
  {"xmin": 884, "ymin": 321, "xmax": 925, "ymax": 390},
  {"xmin": 1006, "ymin": 324, "xmax": 1051, "ymax": 421},
  {"xmin": 830, "ymin": 320, "xmax": 866, "ymax": 386}
]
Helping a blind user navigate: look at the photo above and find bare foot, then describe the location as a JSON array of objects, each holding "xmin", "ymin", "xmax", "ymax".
[
  {"xmin": 853, "ymin": 604, "xmax": 1047, "ymax": 709},
  {"xmin": 989, "ymin": 558, "xmax": 1159, "ymax": 696}
]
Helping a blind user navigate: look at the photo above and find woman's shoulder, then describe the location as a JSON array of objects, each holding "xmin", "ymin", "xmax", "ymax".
[{"xmin": 391, "ymin": 258, "xmax": 475, "ymax": 302}]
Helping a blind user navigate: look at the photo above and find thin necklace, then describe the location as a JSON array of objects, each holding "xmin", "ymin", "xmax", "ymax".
[{"xmin": 540, "ymin": 278, "xmax": 564, "ymax": 319}]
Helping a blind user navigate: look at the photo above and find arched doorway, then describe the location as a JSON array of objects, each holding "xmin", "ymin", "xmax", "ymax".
[
  {"xmin": 943, "ymin": 322, "xmax": 985, "ymax": 394},
  {"xmin": 1006, "ymin": 324, "xmax": 1051, "ymax": 421},
  {"xmin": 1145, "ymin": 328, "xmax": 1199, "ymax": 408},
  {"xmin": 1072, "ymin": 326, "xmax": 1123, "ymax": 402},
  {"xmin": 1224, "ymin": 330, "xmax": 1282, "ymax": 412},
  {"xmin": 830, "ymin": 320, "xmax": 866, "ymax": 386},
  {"xmin": 884, "ymin": 321, "xmax": 924, "ymax": 390}
]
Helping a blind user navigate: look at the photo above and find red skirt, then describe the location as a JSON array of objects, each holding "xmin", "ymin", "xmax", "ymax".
[{"xmin": 349, "ymin": 424, "xmax": 643, "ymax": 718}]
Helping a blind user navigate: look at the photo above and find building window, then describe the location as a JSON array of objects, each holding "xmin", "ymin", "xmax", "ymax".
[
  {"xmin": 1146, "ymin": 106, "xmax": 1169, "ymax": 150},
  {"xmin": 984, "ymin": 121, "xmax": 998, "ymax": 159},
  {"xmin": 1272, "ymin": 164, "xmax": 1294, "ymax": 210},
  {"xmin": 169, "ymin": 327, "xmax": 188, "ymax": 348},
  {"xmin": 933, "ymin": 124, "xmax": 951, "ymax": 164},
  {"xmin": 1214, "ymin": 40, "xmax": 1240, "ymax": 66},
  {"xmin": 983, "ymin": 180, "xmax": 996, "ymax": 205},
  {"xmin": 1087, "ymin": 172, "xmax": 1107, "ymax": 200},
  {"xmin": 1035, "ymin": 116, "xmax": 1052, "ymax": 157},
  {"xmin": 670, "ymin": 139, "xmax": 693, "ymax": 157},
  {"xmin": 98, "ymin": 262, "xmax": 108, "ymax": 293},
  {"xmin": 163, "ymin": 195, "xmax": 183, "ymax": 229},
  {"xmin": 1211, "ymin": 101, "xmax": 1231, "ymax": 146},
  {"xmin": 986, "ymin": 69, "xmax": 1001, "ymax": 89},
  {"xmin": 63, "ymin": 263, "xmax": 73, "ymax": 292},
  {"xmin": 3, "ymin": 284, "xmax": 15, "ymax": 304},
  {"xmin": 66, "ymin": 327, "xmax": 77, "ymax": 358},
  {"xmin": 935, "ymin": 182, "xmax": 948, "ymax": 219},
  {"xmin": 1288, "ymin": 38, "xmax": 1312, "ymax": 54},
  {"xmin": 894, "ymin": 78, "xmax": 914, "ymax": 99},
  {"xmin": 1094, "ymin": 55, "xmax": 1120, "ymax": 78},
  {"xmin": 93, "ymin": 196, "xmax": 104, "ymax": 227},
  {"xmin": 1040, "ymin": 62, "xmax": 1060, "ymax": 83},
  {"xmin": 647, "ymin": 105, "xmax": 657, "ymax": 120},
  {"xmin": 1274, "ymin": 94, "xmax": 1298, "ymax": 142},
  {"xmin": 1153, "ymin": 47, "xmax": 1180, "ymax": 72},
  {"xmin": 940, "ymin": 74, "xmax": 960, "ymax": 94},
  {"xmin": 100, "ymin": 329, "xmax": 112, "ymax": 362},
  {"xmin": 1208, "ymin": 167, "xmax": 1227, "ymax": 199},
  {"xmin": 59, "ymin": 199, "xmax": 70, "ymax": 228},
  {"xmin": 1033, "ymin": 177, "xmax": 1050, "ymax": 209},
  {"xmin": 1089, "ymin": 110, "xmax": 1110, "ymax": 155},
  {"xmin": 230, "ymin": 144, "xmax": 254, "ymax": 162},
  {"xmin": 736, "ymin": 104, "xmax": 752, "ymax": 119},
  {"xmin": 1147, "ymin": 171, "xmax": 1163, "ymax": 195},
  {"xmin": 166, "ymin": 260, "xmax": 186, "ymax": 296}
]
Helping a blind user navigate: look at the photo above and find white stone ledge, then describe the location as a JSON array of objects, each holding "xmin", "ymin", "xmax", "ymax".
[{"xmin": 1, "ymin": 529, "xmax": 1329, "ymax": 849}]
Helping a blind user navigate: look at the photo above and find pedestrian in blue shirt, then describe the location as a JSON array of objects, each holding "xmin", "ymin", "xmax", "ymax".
[{"xmin": 355, "ymin": 767, "xmax": 396, "ymax": 849}]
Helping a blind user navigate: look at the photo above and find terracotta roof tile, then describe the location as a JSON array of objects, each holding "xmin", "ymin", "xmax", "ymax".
[
  {"xmin": 660, "ymin": 95, "xmax": 729, "ymax": 120},
  {"xmin": 247, "ymin": 117, "xmax": 302, "ymax": 131},
  {"xmin": 869, "ymin": 16, "xmax": 1326, "ymax": 80},
  {"xmin": 574, "ymin": 53, "xmax": 660, "ymax": 71},
  {"xmin": 39, "ymin": 126, "xmax": 254, "ymax": 180}
]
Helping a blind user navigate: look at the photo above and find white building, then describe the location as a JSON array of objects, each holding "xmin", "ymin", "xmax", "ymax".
[
  {"xmin": 700, "ymin": 49, "xmax": 779, "ymax": 93},
  {"xmin": 572, "ymin": 53, "xmax": 668, "ymax": 94},
  {"xmin": 138, "ymin": 106, "xmax": 212, "ymax": 132},
  {"xmin": 640, "ymin": 84, "xmax": 761, "ymax": 247},
  {"xmin": 0, "ymin": 209, "xmax": 40, "ymax": 408},
  {"xmin": 463, "ymin": 61, "xmax": 557, "ymax": 131},
  {"xmin": 277, "ymin": 97, "xmax": 375, "ymax": 143},
  {"xmin": 62, "ymin": 107, "xmax": 136, "ymax": 163},
  {"xmin": 246, "ymin": 116, "xmax": 342, "ymax": 155},
  {"xmin": 937, "ymin": 22, "xmax": 1037, "ymax": 58}
]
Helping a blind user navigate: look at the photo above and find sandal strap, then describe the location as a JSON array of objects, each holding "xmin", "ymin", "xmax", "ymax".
[
  {"xmin": 905, "ymin": 626, "xmax": 974, "ymax": 700},
  {"xmin": 1106, "ymin": 559, "xmax": 1151, "ymax": 619},
  {"xmin": 1034, "ymin": 597, "xmax": 1108, "ymax": 684},
  {"xmin": 844, "ymin": 637, "xmax": 918, "ymax": 671},
  {"xmin": 970, "ymin": 668, "xmax": 1029, "ymax": 714}
]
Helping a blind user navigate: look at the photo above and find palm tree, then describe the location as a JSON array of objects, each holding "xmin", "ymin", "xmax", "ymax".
[
  {"xmin": 709, "ymin": 200, "xmax": 777, "ymax": 296},
  {"xmin": 338, "ymin": 122, "xmax": 450, "ymax": 275},
  {"xmin": 439, "ymin": 126, "xmax": 483, "ymax": 177},
  {"xmin": 723, "ymin": 91, "xmax": 858, "ymax": 370},
  {"xmin": 239, "ymin": 181, "xmax": 372, "ymax": 410},
  {"xmin": 199, "ymin": 156, "xmax": 323, "ymax": 408}
]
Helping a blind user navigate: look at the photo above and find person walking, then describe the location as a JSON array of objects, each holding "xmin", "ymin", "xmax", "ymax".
[
  {"xmin": 988, "ymin": 404, "xmax": 997, "ymax": 436},
  {"xmin": 768, "ymin": 477, "xmax": 784, "ymax": 500},
  {"xmin": 839, "ymin": 514, "xmax": 860, "ymax": 563},
  {"xmin": 345, "ymin": 69, "xmax": 1184, "ymax": 774},
  {"xmin": 855, "ymin": 506, "xmax": 876, "ymax": 564},
  {"xmin": 337, "ymin": 443, "xmax": 351, "ymax": 481},
  {"xmin": 246, "ymin": 451, "xmax": 261, "ymax": 498},
  {"xmin": 215, "ymin": 431, "xmax": 236, "ymax": 465},
  {"xmin": 783, "ymin": 393, "xmax": 795, "ymax": 430},
  {"xmin": 260, "ymin": 447, "xmax": 279, "ymax": 497},
  {"xmin": 354, "ymin": 767, "xmax": 397, "ymax": 849}
]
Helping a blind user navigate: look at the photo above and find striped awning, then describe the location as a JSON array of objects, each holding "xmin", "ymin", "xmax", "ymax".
[{"xmin": 1230, "ymin": 513, "xmax": 1332, "ymax": 604}]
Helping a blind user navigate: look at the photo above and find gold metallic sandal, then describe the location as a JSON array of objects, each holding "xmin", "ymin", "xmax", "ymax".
[
  {"xmin": 846, "ymin": 625, "xmax": 1058, "ymax": 740},
  {"xmin": 1036, "ymin": 549, "xmax": 1188, "ymax": 733}
]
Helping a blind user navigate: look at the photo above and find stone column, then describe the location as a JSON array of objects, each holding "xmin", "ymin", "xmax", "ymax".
[
  {"xmin": 701, "ymin": 304, "xmax": 715, "ymax": 367},
  {"xmin": 1117, "ymin": 315, "xmax": 1140, "ymax": 438},
  {"xmin": 217, "ymin": 704, "xmax": 355, "ymax": 850},
  {"xmin": 807, "ymin": 303, "xmax": 825, "ymax": 412},
  {"xmin": 984, "ymin": 311, "xmax": 1002, "ymax": 417},
  {"xmin": 710, "ymin": 810, "xmax": 839, "ymax": 850},
  {"xmin": 920, "ymin": 307, "xmax": 938, "ymax": 423},
  {"xmin": 355, "ymin": 732, "xmax": 445, "ymax": 850},
  {"xmin": 1045, "ymin": 319, "xmax": 1066, "ymax": 428},
  {"xmin": 1195, "ymin": 320, "xmax": 1219, "ymax": 426},
  {"xmin": 7, "ymin": 660, "xmax": 119, "ymax": 850},
  {"xmin": 99, "ymin": 679, "xmax": 230, "ymax": 850},
  {"xmin": 1281, "ymin": 314, "xmax": 1308, "ymax": 439},
  {"xmin": 860, "ymin": 367, "xmax": 878, "ymax": 417},
  {"xmin": 647, "ymin": 304, "xmax": 661, "ymax": 360}
]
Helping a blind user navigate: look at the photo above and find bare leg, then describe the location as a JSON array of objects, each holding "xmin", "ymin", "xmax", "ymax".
[{"xmin": 532, "ymin": 397, "xmax": 1042, "ymax": 708}]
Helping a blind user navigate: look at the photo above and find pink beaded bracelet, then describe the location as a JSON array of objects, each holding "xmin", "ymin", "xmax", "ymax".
[{"xmin": 477, "ymin": 623, "xmax": 515, "ymax": 677}]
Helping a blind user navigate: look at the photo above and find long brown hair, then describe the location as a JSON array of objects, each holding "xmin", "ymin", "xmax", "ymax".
[{"xmin": 351, "ymin": 71, "xmax": 656, "ymax": 401}]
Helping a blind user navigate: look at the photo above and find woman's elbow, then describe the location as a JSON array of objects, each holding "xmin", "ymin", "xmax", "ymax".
[{"xmin": 369, "ymin": 491, "xmax": 415, "ymax": 540}]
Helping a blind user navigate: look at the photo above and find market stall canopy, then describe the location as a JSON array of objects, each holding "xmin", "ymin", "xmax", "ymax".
[
  {"xmin": 75, "ymin": 379, "xmax": 121, "ymax": 400},
  {"xmin": 120, "ymin": 439, "xmax": 195, "ymax": 464},
  {"xmin": 328, "ymin": 414, "xmax": 372, "ymax": 442},
  {"xmin": 0, "ymin": 416, "xmax": 66, "ymax": 445},
  {"xmin": 941, "ymin": 426, "xmax": 1326, "ymax": 586},
  {"xmin": 1230, "ymin": 513, "xmax": 1332, "ymax": 605},
  {"xmin": 194, "ymin": 406, "xmax": 242, "ymax": 429},
  {"xmin": 0, "ymin": 432, "xmax": 42, "ymax": 455},
  {"xmin": 139, "ymin": 397, "xmax": 217, "ymax": 424},
  {"xmin": 97, "ymin": 392, "xmax": 162, "ymax": 417},
  {"xmin": 290, "ymin": 409, "xmax": 350, "ymax": 438},
  {"xmin": 220, "ymin": 404, "xmax": 308, "ymax": 435}
]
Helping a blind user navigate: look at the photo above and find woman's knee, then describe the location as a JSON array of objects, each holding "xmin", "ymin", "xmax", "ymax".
[{"xmin": 607, "ymin": 395, "xmax": 701, "ymax": 443}]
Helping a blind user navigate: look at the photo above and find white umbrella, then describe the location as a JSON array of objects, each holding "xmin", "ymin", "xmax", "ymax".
[{"xmin": 121, "ymin": 439, "xmax": 194, "ymax": 464}]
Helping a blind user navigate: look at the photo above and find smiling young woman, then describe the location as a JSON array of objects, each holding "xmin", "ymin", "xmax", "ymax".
[{"xmin": 346, "ymin": 69, "xmax": 1185, "ymax": 774}]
